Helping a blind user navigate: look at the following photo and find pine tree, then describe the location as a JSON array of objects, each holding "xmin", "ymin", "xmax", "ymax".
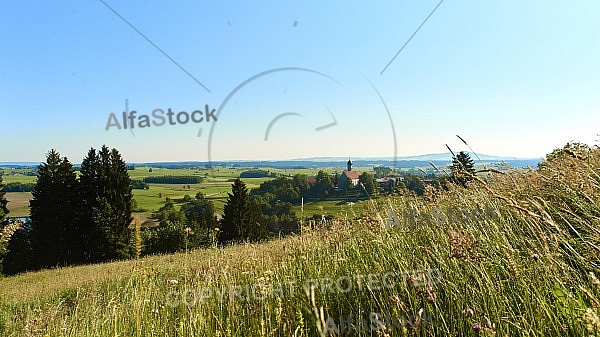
[
  {"xmin": 77, "ymin": 147, "xmax": 101, "ymax": 262},
  {"xmin": 30, "ymin": 150, "xmax": 78, "ymax": 268},
  {"xmin": 241, "ymin": 200, "xmax": 267, "ymax": 241},
  {"xmin": 57, "ymin": 157, "xmax": 79, "ymax": 264},
  {"xmin": 450, "ymin": 151, "xmax": 476, "ymax": 187},
  {"xmin": 79, "ymin": 146, "xmax": 133, "ymax": 262},
  {"xmin": 106, "ymin": 147, "xmax": 133, "ymax": 259},
  {"xmin": 0, "ymin": 174, "xmax": 8, "ymax": 221},
  {"xmin": 220, "ymin": 178, "xmax": 247, "ymax": 242},
  {"xmin": 220, "ymin": 178, "xmax": 266, "ymax": 243}
]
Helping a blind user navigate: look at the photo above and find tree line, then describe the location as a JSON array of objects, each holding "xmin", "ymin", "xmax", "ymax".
[
  {"xmin": 143, "ymin": 176, "xmax": 203, "ymax": 184},
  {"xmin": 1, "ymin": 182, "xmax": 35, "ymax": 192},
  {"xmin": 0, "ymin": 145, "xmax": 133, "ymax": 274}
]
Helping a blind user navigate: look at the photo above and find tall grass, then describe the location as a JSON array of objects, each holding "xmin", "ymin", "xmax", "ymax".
[{"xmin": 1, "ymin": 146, "xmax": 599, "ymax": 336}]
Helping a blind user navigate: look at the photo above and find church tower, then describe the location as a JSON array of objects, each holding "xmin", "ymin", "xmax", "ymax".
[{"xmin": 347, "ymin": 158, "xmax": 353, "ymax": 171}]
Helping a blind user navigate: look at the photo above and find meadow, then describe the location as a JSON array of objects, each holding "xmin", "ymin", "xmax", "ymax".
[{"xmin": 0, "ymin": 145, "xmax": 599, "ymax": 336}]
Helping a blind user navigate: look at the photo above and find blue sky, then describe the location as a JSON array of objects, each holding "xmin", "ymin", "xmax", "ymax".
[{"xmin": 1, "ymin": 0, "xmax": 599, "ymax": 162}]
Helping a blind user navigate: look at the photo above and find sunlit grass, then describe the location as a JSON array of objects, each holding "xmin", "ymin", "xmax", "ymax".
[{"xmin": 1, "ymin": 150, "xmax": 599, "ymax": 336}]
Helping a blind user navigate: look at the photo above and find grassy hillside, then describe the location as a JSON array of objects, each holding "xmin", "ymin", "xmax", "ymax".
[{"xmin": 1, "ymin": 145, "xmax": 599, "ymax": 336}]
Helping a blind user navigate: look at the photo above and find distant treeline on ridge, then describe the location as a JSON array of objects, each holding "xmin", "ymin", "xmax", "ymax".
[
  {"xmin": 143, "ymin": 176, "xmax": 203, "ymax": 184},
  {"xmin": 240, "ymin": 169, "xmax": 276, "ymax": 178},
  {"xmin": 2, "ymin": 182, "xmax": 35, "ymax": 192}
]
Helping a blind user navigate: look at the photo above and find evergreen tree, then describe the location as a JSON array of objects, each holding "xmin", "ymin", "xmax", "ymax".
[
  {"xmin": 107, "ymin": 148, "xmax": 133, "ymax": 259},
  {"xmin": 220, "ymin": 178, "xmax": 266, "ymax": 243},
  {"xmin": 450, "ymin": 151, "xmax": 476, "ymax": 187},
  {"xmin": 77, "ymin": 147, "xmax": 101, "ymax": 262},
  {"xmin": 220, "ymin": 178, "xmax": 248, "ymax": 242},
  {"xmin": 0, "ymin": 174, "xmax": 8, "ymax": 221},
  {"xmin": 30, "ymin": 150, "xmax": 78, "ymax": 268},
  {"xmin": 239, "ymin": 200, "xmax": 267, "ymax": 241},
  {"xmin": 78, "ymin": 146, "xmax": 133, "ymax": 262},
  {"xmin": 57, "ymin": 157, "xmax": 79, "ymax": 264}
]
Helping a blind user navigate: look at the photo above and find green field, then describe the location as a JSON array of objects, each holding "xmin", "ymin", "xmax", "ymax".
[
  {"xmin": 0, "ymin": 174, "xmax": 36, "ymax": 184},
  {"xmin": 294, "ymin": 199, "xmax": 369, "ymax": 220},
  {"xmin": 2, "ymin": 166, "xmax": 362, "ymax": 219}
]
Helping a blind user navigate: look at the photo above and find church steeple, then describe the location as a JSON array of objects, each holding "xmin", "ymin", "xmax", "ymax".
[{"xmin": 347, "ymin": 158, "xmax": 353, "ymax": 171}]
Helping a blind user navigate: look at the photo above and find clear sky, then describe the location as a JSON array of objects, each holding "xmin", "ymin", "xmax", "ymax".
[{"xmin": 1, "ymin": 1, "xmax": 599, "ymax": 163}]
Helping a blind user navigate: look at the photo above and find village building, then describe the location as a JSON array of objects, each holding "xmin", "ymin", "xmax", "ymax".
[{"xmin": 338, "ymin": 159, "xmax": 361, "ymax": 187}]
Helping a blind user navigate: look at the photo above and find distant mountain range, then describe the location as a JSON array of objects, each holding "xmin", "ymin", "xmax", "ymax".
[
  {"xmin": 0, "ymin": 162, "xmax": 42, "ymax": 167},
  {"xmin": 290, "ymin": 153, "xmax": 538, "ymax": 162},
  {"xmin": 134, "ymin": 153, "xmax": 541, "ymax": 169},
  {"xmin": 0, "ymin": 153, "xmax": 542, "ymax": 169}
]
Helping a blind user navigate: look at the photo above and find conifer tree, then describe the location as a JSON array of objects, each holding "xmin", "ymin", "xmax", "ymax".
[
  {"xmin": 57, "ymin": 157, "xmax": 79, "ymax": 264},
  {"xmin": 79, "ymin": 146, "xmax": 133, "ymax": 261},
  {"xmin": 240, "ymin": 200, "xmax": 267, "ymax": 241},
  {"xmin": 77, "ymin": 147, "xmax": 101, "ymax": 262},
  {"xmin": 30, "ymin": 150, "xmax": 78, "ymax": 268},
  {"xmin": 220, "ymin": 178, "xmax": 266, "ymax": 243},
  {"xmin": 106, "ymin": 147, "xmax": 133, "ymax": 258},
  {"xmin": 450, "ymin": 151, "xmax": 476, "ymax": 187}
]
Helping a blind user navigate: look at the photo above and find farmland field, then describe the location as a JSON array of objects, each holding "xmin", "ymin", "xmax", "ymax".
[
  {"xmin": 2, "ymin": 165, "xmax": 363, "ymax": 218},
  {"xmin": 4, "ymin": 192, "xmax": 31, "ymax": 218}
]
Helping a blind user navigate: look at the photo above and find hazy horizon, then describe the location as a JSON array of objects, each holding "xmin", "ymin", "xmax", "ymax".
[{"xmin": 0, "ymin": 151, "xmax": 543, "ymax": 167}]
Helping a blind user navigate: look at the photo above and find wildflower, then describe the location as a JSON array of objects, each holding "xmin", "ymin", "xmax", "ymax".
[
  {"xmin": 583, "ymin": 308, "xmax": 600, "ymax": 332},
  {"xmin": 388, "ymin": 295, "xmax": 407, "ymax": 310},
  {"xmin": 472, "ymin": 322, "xmax": 482, "ymax": 332},
  {"xmin": 463, "ymin": 308, "xmax": 474, "ymax": 317},
  {"xmin": 168, "ymin": 279, "xmax": 179, "ymax": 285},
  {"xmin": 483, "ymin": 316, "xmax": 496, "ymax": 334},
  {"xmin": 591, "ymin": 272, "xmax": 600, "ymax": 288},
  {"xmin": 388, "ymin": 295, "xmax": 401, "ymax": 303},
  {"xmin": 424, "ymin": 283, "xmax": 437, "ymax": 303},
  {"xmin": 531, "ymin": 253, "xmax": 539, "ymax": 262}
]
